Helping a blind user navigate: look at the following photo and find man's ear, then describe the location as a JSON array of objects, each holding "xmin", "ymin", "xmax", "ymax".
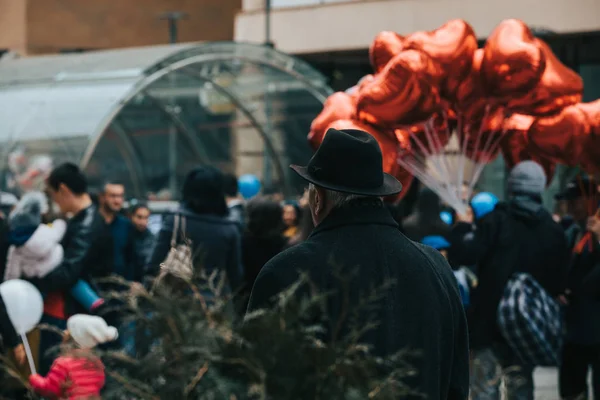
[{"xmin": 315, "ymin": 186, "xmax": 326, "ymax": 215}]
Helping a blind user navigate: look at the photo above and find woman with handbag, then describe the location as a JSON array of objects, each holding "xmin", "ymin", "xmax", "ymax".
[{"xmin": 147, "ymin": 166, "xmax": 243, "ymax": 301}]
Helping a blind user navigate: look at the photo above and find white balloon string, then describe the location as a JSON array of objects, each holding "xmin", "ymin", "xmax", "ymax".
[
  {"xmin": 457, "ymin": 112, "xmax": 468, "ymax": 207},
  {"xmin": 21, "ymin": 333, "xmax": 36, "ymax": 375},
  {"xmin": 423, "ymin": 119, "xmax": 453, "ymax": 187}
]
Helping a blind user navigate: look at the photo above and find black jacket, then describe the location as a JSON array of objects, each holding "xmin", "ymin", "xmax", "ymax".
[
  {"xmin": 449, "ymin": 198, "xmax": 569, "ymax": 349},
  {"xmin": 132, "ymin": 228, "xmax": 155, "ymax": 277},
  {"xmin": 0, "ymin": 292, "xmax": 18, "ymax": 349},
  {"xmin": 242, "ymin": 233, "xmax": 287, "ymax": 295},
  {"xmin": 147, "ymin": 207, "xmax": 243, "ymax": 292},
  {"xmin": 563, "ymin": 224, "xmax": 600, "ymax": 345},
  {"xmin": 402, "ymin": 189, "xmax": 449, "ymax": 242},
  {"xmin": 32, "ymin": 205, "xmax": 113, "ymax": 313},
  {"xmin": 248, "ymin": 200, "xmax": 469, "ymax": 400}
]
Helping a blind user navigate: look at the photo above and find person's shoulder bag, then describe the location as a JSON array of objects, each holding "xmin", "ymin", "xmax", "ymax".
[{"xmin": 153, "ymin": 214, "xmax": 194, "ymax": 292}]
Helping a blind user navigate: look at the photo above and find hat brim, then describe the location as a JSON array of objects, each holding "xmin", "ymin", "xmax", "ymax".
[{"xmin": 290, "ymin": 165, "xmax": 402, "ymax": 197}]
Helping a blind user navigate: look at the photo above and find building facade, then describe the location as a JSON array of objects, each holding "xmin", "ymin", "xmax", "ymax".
[{"xmin": 0, "ymin": 0, "xmax": 241, "ymax": 55}]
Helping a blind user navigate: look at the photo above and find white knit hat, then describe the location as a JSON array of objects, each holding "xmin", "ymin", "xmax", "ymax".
[{"xmin": 66, "ymin": 314, "xmax": 119, "ymax": 349}]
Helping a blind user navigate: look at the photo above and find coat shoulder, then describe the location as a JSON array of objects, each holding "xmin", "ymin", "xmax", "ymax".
[{"xmin": 260, "ymin": 240, "xmax": 318, "ymax": 277}]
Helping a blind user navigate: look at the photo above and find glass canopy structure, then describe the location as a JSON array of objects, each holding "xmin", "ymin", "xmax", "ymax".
[{"xmin": 0, "ymin": 42, "xmax": 332, "ymax": 199}]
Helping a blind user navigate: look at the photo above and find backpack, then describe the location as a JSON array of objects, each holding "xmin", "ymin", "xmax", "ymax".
[{"xmin": 497, "ymin": 272, "xmax": 563, "ymax": 366}]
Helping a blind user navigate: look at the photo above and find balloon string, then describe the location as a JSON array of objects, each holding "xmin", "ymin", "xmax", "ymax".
[
  {"xmin": 407, "ymin": 126, "xmax": 455, "ymax": 197},
  {"xmin": 422, "ymin": 116, "xmax": 464, "ymax": 209},
  {"xmin": 21, "ymin": 333, "xmax": 36, "ymax": 375},
  {"xmin": 397, "ymin": 152, "xmax": 467, "ymax": 214},
  {"xmin": 424, "ymin": 118, "xmax": 454, "ymax": 195},
  {"xmin": 454, "ymin": 111, "xmax": 466, "ymax": 205},
  {"xmin": 468, "ymin": 108, "xmax": 510, "ymax": 200}
]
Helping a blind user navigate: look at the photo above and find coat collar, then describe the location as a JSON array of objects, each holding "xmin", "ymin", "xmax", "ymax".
[{"xmin": 309, "ymin": 199, "xmax": 398, "ymax": 238}]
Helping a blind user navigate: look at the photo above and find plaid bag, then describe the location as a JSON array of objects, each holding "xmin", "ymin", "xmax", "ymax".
[{"xmin": 497, "ymin": 272, "xmax": 563, "ymax": 366}]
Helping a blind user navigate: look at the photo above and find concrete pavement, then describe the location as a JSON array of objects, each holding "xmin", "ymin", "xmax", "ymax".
[{"xmin": 534, "ymin": 368, "xmax": 560, "ymax": 400}]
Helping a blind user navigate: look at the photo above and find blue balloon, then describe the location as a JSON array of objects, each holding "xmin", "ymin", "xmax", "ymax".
[
  {"xmin": 440, "ymin": 211, "xmax": 454, "ymax": 225},
  {"xmin": 238, "ymin": 174, "xmax": 261, "ymax": 199},
  {"xmin": 471, "ymin": 192, "xmax": 499, "ymax": 220}
]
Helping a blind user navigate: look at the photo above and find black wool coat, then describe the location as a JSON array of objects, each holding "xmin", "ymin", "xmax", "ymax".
[{"xmin": 247, "ymin": 200, "xmax": 469, "ymax": 400}]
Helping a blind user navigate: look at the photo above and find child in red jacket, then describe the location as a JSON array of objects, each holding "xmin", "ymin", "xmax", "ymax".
[{"xmin": 29, "ymin": 314, "xmax": 118, "ymax": 399}]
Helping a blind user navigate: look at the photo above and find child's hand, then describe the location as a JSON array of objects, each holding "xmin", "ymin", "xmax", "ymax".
[{"xmin": 13, "ymin": 343, "xmax": 26, "ymax": 366}]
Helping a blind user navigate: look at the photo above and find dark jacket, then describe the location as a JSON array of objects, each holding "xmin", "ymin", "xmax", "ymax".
[
  {"xmin": 247, "ymin": 200, "xmax": 469, "ymax": 400},
  {"xmin": 106, "ymin": 215, "xmax": 145, "ymax": 283},
  {"xmin": 227, "ymin": 201, "xmax": 245, "ymax": 232},
  {"xmin": 31, "ymin": 205, "xmax": 113, "ymax": 315},
  {"xmin": 449, "ymin": 197, "xmax": 569, "ymax": 349},
  {"xmin": 0, "ymin": 292, "xmax": 19, "ymax": 349},
  {"xmin": 147, "ymin": 206, "xmax": 243, "ymax": 292},
  {"xmin": 564, "ymin": 224, "xmax": 600, "ymax": 345},
  {"xmin": 0, "ymin": 217, "xmax": 9, "ymax": 281},
  {"xmin": 132, "ymin": 228, "xmax": 155, "ymax": 277},
  {"xmin": 242, "ymin": 233, "xmax": 287, "ymax": 295},
  {"xmin": 402, "ymin": 188, "xmax": 449, "ymax": 242}
]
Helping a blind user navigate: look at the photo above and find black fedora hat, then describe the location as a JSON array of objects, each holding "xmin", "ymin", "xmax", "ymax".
[{"xmin": 290, "ymin": 128, "xmax": 402, "ymax": 197}]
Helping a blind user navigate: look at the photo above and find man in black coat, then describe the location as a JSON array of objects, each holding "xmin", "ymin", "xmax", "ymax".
[
  {"xmin": 248, "ymin": 128, "xmax": 469, "ymax": 400},
  {"xmin": 449, "ymin": 161, "xmax": 569, "ymax": 400}
]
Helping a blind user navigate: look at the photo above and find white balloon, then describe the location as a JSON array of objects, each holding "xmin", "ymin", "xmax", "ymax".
[{"xmin": 0, "ymin": 279, "xmax": 44, "ymax": 334}]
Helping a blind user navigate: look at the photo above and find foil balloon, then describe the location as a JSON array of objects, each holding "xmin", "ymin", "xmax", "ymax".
[
  {"xmin": 327, "ymin": 119, "xmax": 399, "ymax": 176},
  {"xmin": 528, "ymin": 104, "xmax": 589, "ymax": 166},
  {"xmin": 357, "ymin": 50, "xmax": 440, "ymax": 126},
  {"xmin": 481, "ymin": 19, "xmax": 546, "ymax": 98},
  {"xmin": 403, "ymin": 19, "xmax": 478, "ymax": 99},
  {"xmin": 396, "ymin": 113, "xmax": 453, "ymax": 156},
  {"xmin": 389, "ymin": 130, "xmax": 416, "ymax": 202},
  {"xmin": 575, "ymin": 99, "xmax": 600, "ymax": 174},
  {"xmin": 370, "ymin": 31, "xmax": 405, "ymax": 73},
  {"xmin": 308, "ymin": 92, "xmax": 356, "ymax": 149},
  {"xmin": 346, "ymin": 74, "xmax": 375, "ymax": 98},
  {"xmin": 455, "ymin": 49, "xmax": 485, "ymax": 110},
  {"xmin": 500, "ymin": 114, "xmax": 556, "ymax": 184},
  {"xmin": 460, "ymin": 106, "xmax": 507, "ymax": 162},
  {"xmin": 508, "ymin": 39, "xmax": 583, "ymax": 116}
]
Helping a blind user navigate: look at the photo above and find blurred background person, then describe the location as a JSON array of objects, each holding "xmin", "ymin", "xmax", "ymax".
[
  {"xmin": 32, "ymin": 163, "xmax": 112, "ymax": 374},
  {"xmin": 147, "ymin": 166, "xmax": 243, "ymax": 300},
  {"xmin": 128, "ymin": 202, "xmax": 154, "ymax": 274},
  {"xmin": 224, "ymin": 173, "xmax": 245, "ymax": 232},
  {"xmin": 402, "ymin": 187, "xmax": 450, "ymax": 242},
  {"xmin": 282, "ymin": 201, "xmax": 300, "ymax": 239},
  {"xmin": 241, "ymin": 196, "xmax": 287, "ymax": 306},
  {"xmin": 98, "ymin": 180, "xmax": 143, "ymax": 283},
  {"xmin": 450, "ymin": 161, "xmax": 569, "ymax": 400},
  {"xmin": 286, "ymin": 189, "xmax": 315, "ymax": 248},
  {"xmin": 556, "ymin": 175, "xmax": 600, "ymax": 400}
]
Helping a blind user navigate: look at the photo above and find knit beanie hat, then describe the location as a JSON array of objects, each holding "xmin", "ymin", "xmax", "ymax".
[
  {"xmin": 8, "ymin": 191, "xmax": 48, "ymax": 230},
  {"xmin": 67, "ymin": 314, "xmax": 119, "ymax": 349},
  {"xmin": 507, "ymin": 161, "xmax": 547, "ymax": 196}
]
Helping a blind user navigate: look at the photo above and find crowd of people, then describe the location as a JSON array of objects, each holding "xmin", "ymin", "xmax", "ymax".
[{"xmin": 0, "ymin": 127, "xmax": 598, "ymax": 399}]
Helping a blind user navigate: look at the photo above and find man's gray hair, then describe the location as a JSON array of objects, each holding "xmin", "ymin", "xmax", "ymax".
[{"xmin": 309, "ymin": 183, "xmax": 370, "ymax": 208}]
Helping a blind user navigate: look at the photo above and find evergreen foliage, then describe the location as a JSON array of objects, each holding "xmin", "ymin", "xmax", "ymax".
[{"xmin": 2, "ymin": 270, "xmax": 420, "ymax": 399}]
